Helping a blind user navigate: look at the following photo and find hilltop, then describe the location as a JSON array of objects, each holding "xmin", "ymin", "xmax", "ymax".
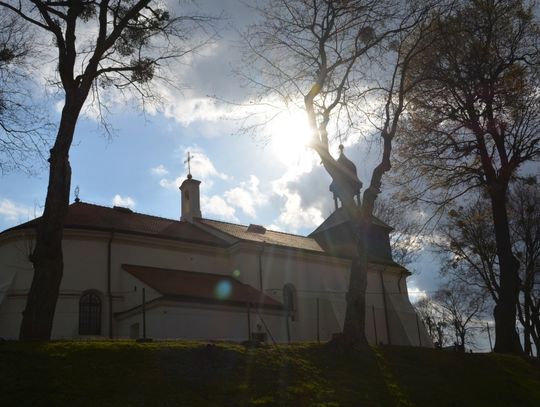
[{"xmin": 1, "ymin": 341, "xmax": 539, "ymax": 406}]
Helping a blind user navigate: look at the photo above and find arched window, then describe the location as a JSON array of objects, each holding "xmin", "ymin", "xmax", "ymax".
[
  {"xmin": 79, "ymin": 291, "xmax": 102, "ymax": 335},
  {"xmin": 283, "ymin": 284, "xmax": 297, "ymax": 321}
]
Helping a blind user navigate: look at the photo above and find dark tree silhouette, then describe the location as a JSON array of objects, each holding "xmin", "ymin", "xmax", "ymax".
[{"xmin": 396, "ymin": 0, "xmax": 540, "ymax": 353}]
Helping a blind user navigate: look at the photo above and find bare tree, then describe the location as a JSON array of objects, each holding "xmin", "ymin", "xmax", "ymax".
[
  {"xmin": 434, "ymin": 282, "xmax": 486, "ymax": 351},
  {"xmin": 0, "ymin": 13, "xmax": 50, "ymax": 173},
  {"xmin": 414, "ymin": 295, "xmax": 450, "ymax": 348},
  {"xmin": 0, "ymin": 0, "xmax": 214, "ymax": 340},
  {"xmin": 435, "ymin": 181, "xmax": 540, "ymax": 356},
  {"xmin": 437, "ymin": 200, "xmax": 500, "ymax": 306},
  {"xmin": 510, "ymin": 180, "xmax": 540, "ymax": 356},
  {"xmin": 395, "ymin": 0, "xmax": 540, "ymax": 353},
  {"xmin": 244, "ymin": 0, "xmax": 434, "ymax": 345}
]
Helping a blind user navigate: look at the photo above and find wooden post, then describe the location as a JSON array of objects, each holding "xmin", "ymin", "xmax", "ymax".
[
  {"xmin": 487, "ymin": 322, "xmax": 493, "ymax": 352},
  {"xmin": 316, "ymin": 298, "xmax": 320, "ymax": 343},
  {"xmin": 286, "ymin": 312, "xmax": 291, "ymax": 344},
  {"xmin": 372, "ymin": 304, "xmax": 378, "ymax": 344},
  {"xmin": 416, "ymin": 313, "xmax": 422, "ymax": 347},
  {"xmin": 247, "ymin": 302, "xmax": 252, "ymax": 341},
  {"xmin": 379, "ymin": 271, "xmax": 391, "ymax": 345},
  {"xmin": 142, "ymin": 287, "xmax": 146, "ymax": 340}
]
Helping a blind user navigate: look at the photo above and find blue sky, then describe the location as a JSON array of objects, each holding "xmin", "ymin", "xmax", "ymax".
[{"xmin": 0, "ymin": 0, "xmax": 447, "ymax": 319}]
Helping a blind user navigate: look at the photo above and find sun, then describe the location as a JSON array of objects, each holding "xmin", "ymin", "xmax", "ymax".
[{"xmin": 268, "ymin": 111, "xmax": 314, "ymax": 166}]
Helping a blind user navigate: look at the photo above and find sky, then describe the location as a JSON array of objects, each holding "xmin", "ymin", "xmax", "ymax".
[{"xmin": 0, "ymin": 0, "xmax": 454, "ymax": 332}]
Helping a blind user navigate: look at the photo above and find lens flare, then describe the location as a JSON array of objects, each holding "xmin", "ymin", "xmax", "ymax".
[
  {"xmin": 232, "ymin": 269, "xmax": 241, "ymax": 278},
  {"xmin": 215, "ymin": 280, "xmax": 232, "ymax": 300}
]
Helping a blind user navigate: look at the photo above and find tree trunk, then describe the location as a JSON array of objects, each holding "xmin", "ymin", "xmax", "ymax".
[
  {"xmin": 19, "ymin": 98, "xmax": 81, "ymax": 340},
  {"xmin": 342, "ymin": 218, "xmax": 369, "ymax": 344},
  {"xmin": 490, "ymin": 189, "xmax": 523, "ymax": 354}
]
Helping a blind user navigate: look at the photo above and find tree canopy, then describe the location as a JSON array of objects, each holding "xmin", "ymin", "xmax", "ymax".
[
  {"xmin": 395, "ymin": 0, "xmax": 540, "ymax": 353},
  {"xmin": 0, "ymin": 13, "xmax": 50, "ymax": 173}
]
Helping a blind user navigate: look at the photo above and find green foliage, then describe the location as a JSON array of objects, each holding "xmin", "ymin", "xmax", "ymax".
[{"xmin": 0, "ymin": 341, "xmax": 539, "ymax": 406}]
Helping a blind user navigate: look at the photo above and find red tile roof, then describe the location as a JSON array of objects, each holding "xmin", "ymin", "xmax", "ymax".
[
  {"xmin": 122, "ymin": 264, "xmax": 282, "ymax": 309},
  {"xmin": 5, "ymin": 202, "xmax": 228, "ymax": 247},
  {"xmin": 198, "ymin": 218, "xmax": 325, "ymax": 253}
]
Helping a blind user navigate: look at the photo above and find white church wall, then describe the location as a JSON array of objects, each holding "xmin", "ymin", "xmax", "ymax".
[
  {"xmin": 0, "ymin": 234, "xmax": 36, "ymax": 339},
  {"xmin": 63, "ymin": 236, "xmax": 108, "ymax": 291},
  {"xmin": 0, "ymin": 296, "xmax": 25, "ymax": 338},
  {"xmin": 116, "ymin": 301, "xmax": 288, "ymax": 343},
  {"xmin": 0, "ymin": 234, "xmax": 35, "ymax": 291},
  {"xmin": 226, "ymin": 243, "xmax": 422, "ymax": 345},
  {"xmin": 0, "ymin": 228, "xmax": 431, "ymax": 346},
  {"xmin": 228, "ymin": 244, "xmax": 352, "ymax": 342}
]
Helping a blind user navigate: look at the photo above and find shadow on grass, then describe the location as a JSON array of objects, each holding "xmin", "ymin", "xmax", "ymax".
[{"xmin": 1, "ymin": 341, "xmax": 539, "ymax": 406}]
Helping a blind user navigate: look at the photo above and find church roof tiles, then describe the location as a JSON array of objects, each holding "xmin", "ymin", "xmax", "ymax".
[
  {"xmin": 198, "ymin": 218, "xmax": 325, "ymax": 253},
  {"xmin": 122, "ymin": 264, "xmax": 282, "ymax": 309},
  {"xmin": 3, "ymin": 202, "xmax": 228, "ymax": 247}
]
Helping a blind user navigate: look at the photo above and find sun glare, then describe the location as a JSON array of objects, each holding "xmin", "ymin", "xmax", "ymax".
[{"xmin": 268, "ymin": 111, "xmax": 313, "ymax": 166}]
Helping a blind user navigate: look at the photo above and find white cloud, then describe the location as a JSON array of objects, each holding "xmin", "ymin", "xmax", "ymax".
[
  {"xmin": 268, "ymin": 156, "xmax": 327, "ymax": 233},
  {"xmin": 112, "ymin": 194, "xmax": 136, "ymax": 209},
  {"xmin": 150, "ymin": 164, "xmax": 168, "ymax": 176},
  {"xmin": 159, "ymin": 177, "xmax": 182, "ymax": 190},
  {"xmin": 266, "ymin": 223, "xmax": 283, "ymax": 232},
  {"xmin": 183, "ymin": 146, "xmax": 229, "ymax": 181},
  {"xmin": 272, "ymin": 190, "xmax": 325, "ymax": 233},
  {"xmin": 158, "ymin": 146, "xmax": 228, "ymax": 191},
  {"xmin": 0, "ymin": 199, "xmax": 33, "ymax": 222},
  {"xmin": 162, "ymin": 95, "xmax": 229, "ymax": 126},
  {"xmin": 224, "ymin": 175, "xmax": 267, "ymax": 218},
  {"xmin": 408, "ymin": 286, "xmax": 428, "ymax": 303},
  {"xmin": 201, "ymin": 195, "xmax": 238, "ymax": 222}
]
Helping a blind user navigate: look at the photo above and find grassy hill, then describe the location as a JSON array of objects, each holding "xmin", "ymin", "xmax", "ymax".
[{"xmin": 1, "ymin": 341, "xmax": 539, "ymax": 406}]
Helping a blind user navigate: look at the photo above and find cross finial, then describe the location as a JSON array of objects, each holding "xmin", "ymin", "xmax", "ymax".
[
  {"xmin": 184, "ymin": 152, "xmax": 194, "ymax": 179},
  {"xmin": 74, "ymin": 185, "xmax": 80, "ymax": 203},
  {"xmin": 338, "ymin": 133, "xmax": 344, "ymax": 155}
]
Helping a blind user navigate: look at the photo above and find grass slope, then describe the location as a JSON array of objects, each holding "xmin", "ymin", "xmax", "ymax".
[{"xmin": 1, "ymin": 341, "xmax": 539, "ymax": 406}]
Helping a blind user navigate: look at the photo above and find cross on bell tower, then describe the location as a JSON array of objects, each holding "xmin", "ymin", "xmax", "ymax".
[{"xmin": 184, "ymin": 151, "xmax": 194, "ymax": 179}]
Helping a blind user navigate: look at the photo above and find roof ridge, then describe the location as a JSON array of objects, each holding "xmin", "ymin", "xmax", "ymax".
[
  {"xmin": 72, "ymin": 201, "xmax": 182, "ymax": 224},
  {"xmin": 122, "ymin": 264, "xmax": 237, "ymax": 280},
  {"xmin": 200, "ymin": 217, "xmax": 314, "ymax": 239}
]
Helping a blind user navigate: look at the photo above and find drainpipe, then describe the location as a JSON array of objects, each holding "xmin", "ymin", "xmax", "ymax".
[
  {"xmin": 258, "ymin": 242, "xmax": 266, "ymax": 291},
  {"xmin": 379, "ymin": 269, "xmax": 391, "ymax": 345},
  {"xmin": 397, "ymin": 272, "xmax": 404, "ymax": 294},
  {"xmin": 107, "ymin": 230, "xmax": 115, "ymax": 339}
]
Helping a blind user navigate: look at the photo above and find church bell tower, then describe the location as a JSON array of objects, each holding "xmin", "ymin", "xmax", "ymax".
[{"xmin": 180, "ymin": 152, "xmax": 202, "ymax": 222}]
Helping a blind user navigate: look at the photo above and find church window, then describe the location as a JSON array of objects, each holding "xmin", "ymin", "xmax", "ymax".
[
  {"xmin": 79, "ymin": 291, "xmax": 102, "ymax": 335},
  {"xmin": 283, "ymin": 284, "xmax": 297, "ymax": 321}
]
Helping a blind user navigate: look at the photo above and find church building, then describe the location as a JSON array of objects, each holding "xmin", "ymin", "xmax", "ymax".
[{"xmin": 0, "ymin": 148, "xmax": 431, "ymax": 346}]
